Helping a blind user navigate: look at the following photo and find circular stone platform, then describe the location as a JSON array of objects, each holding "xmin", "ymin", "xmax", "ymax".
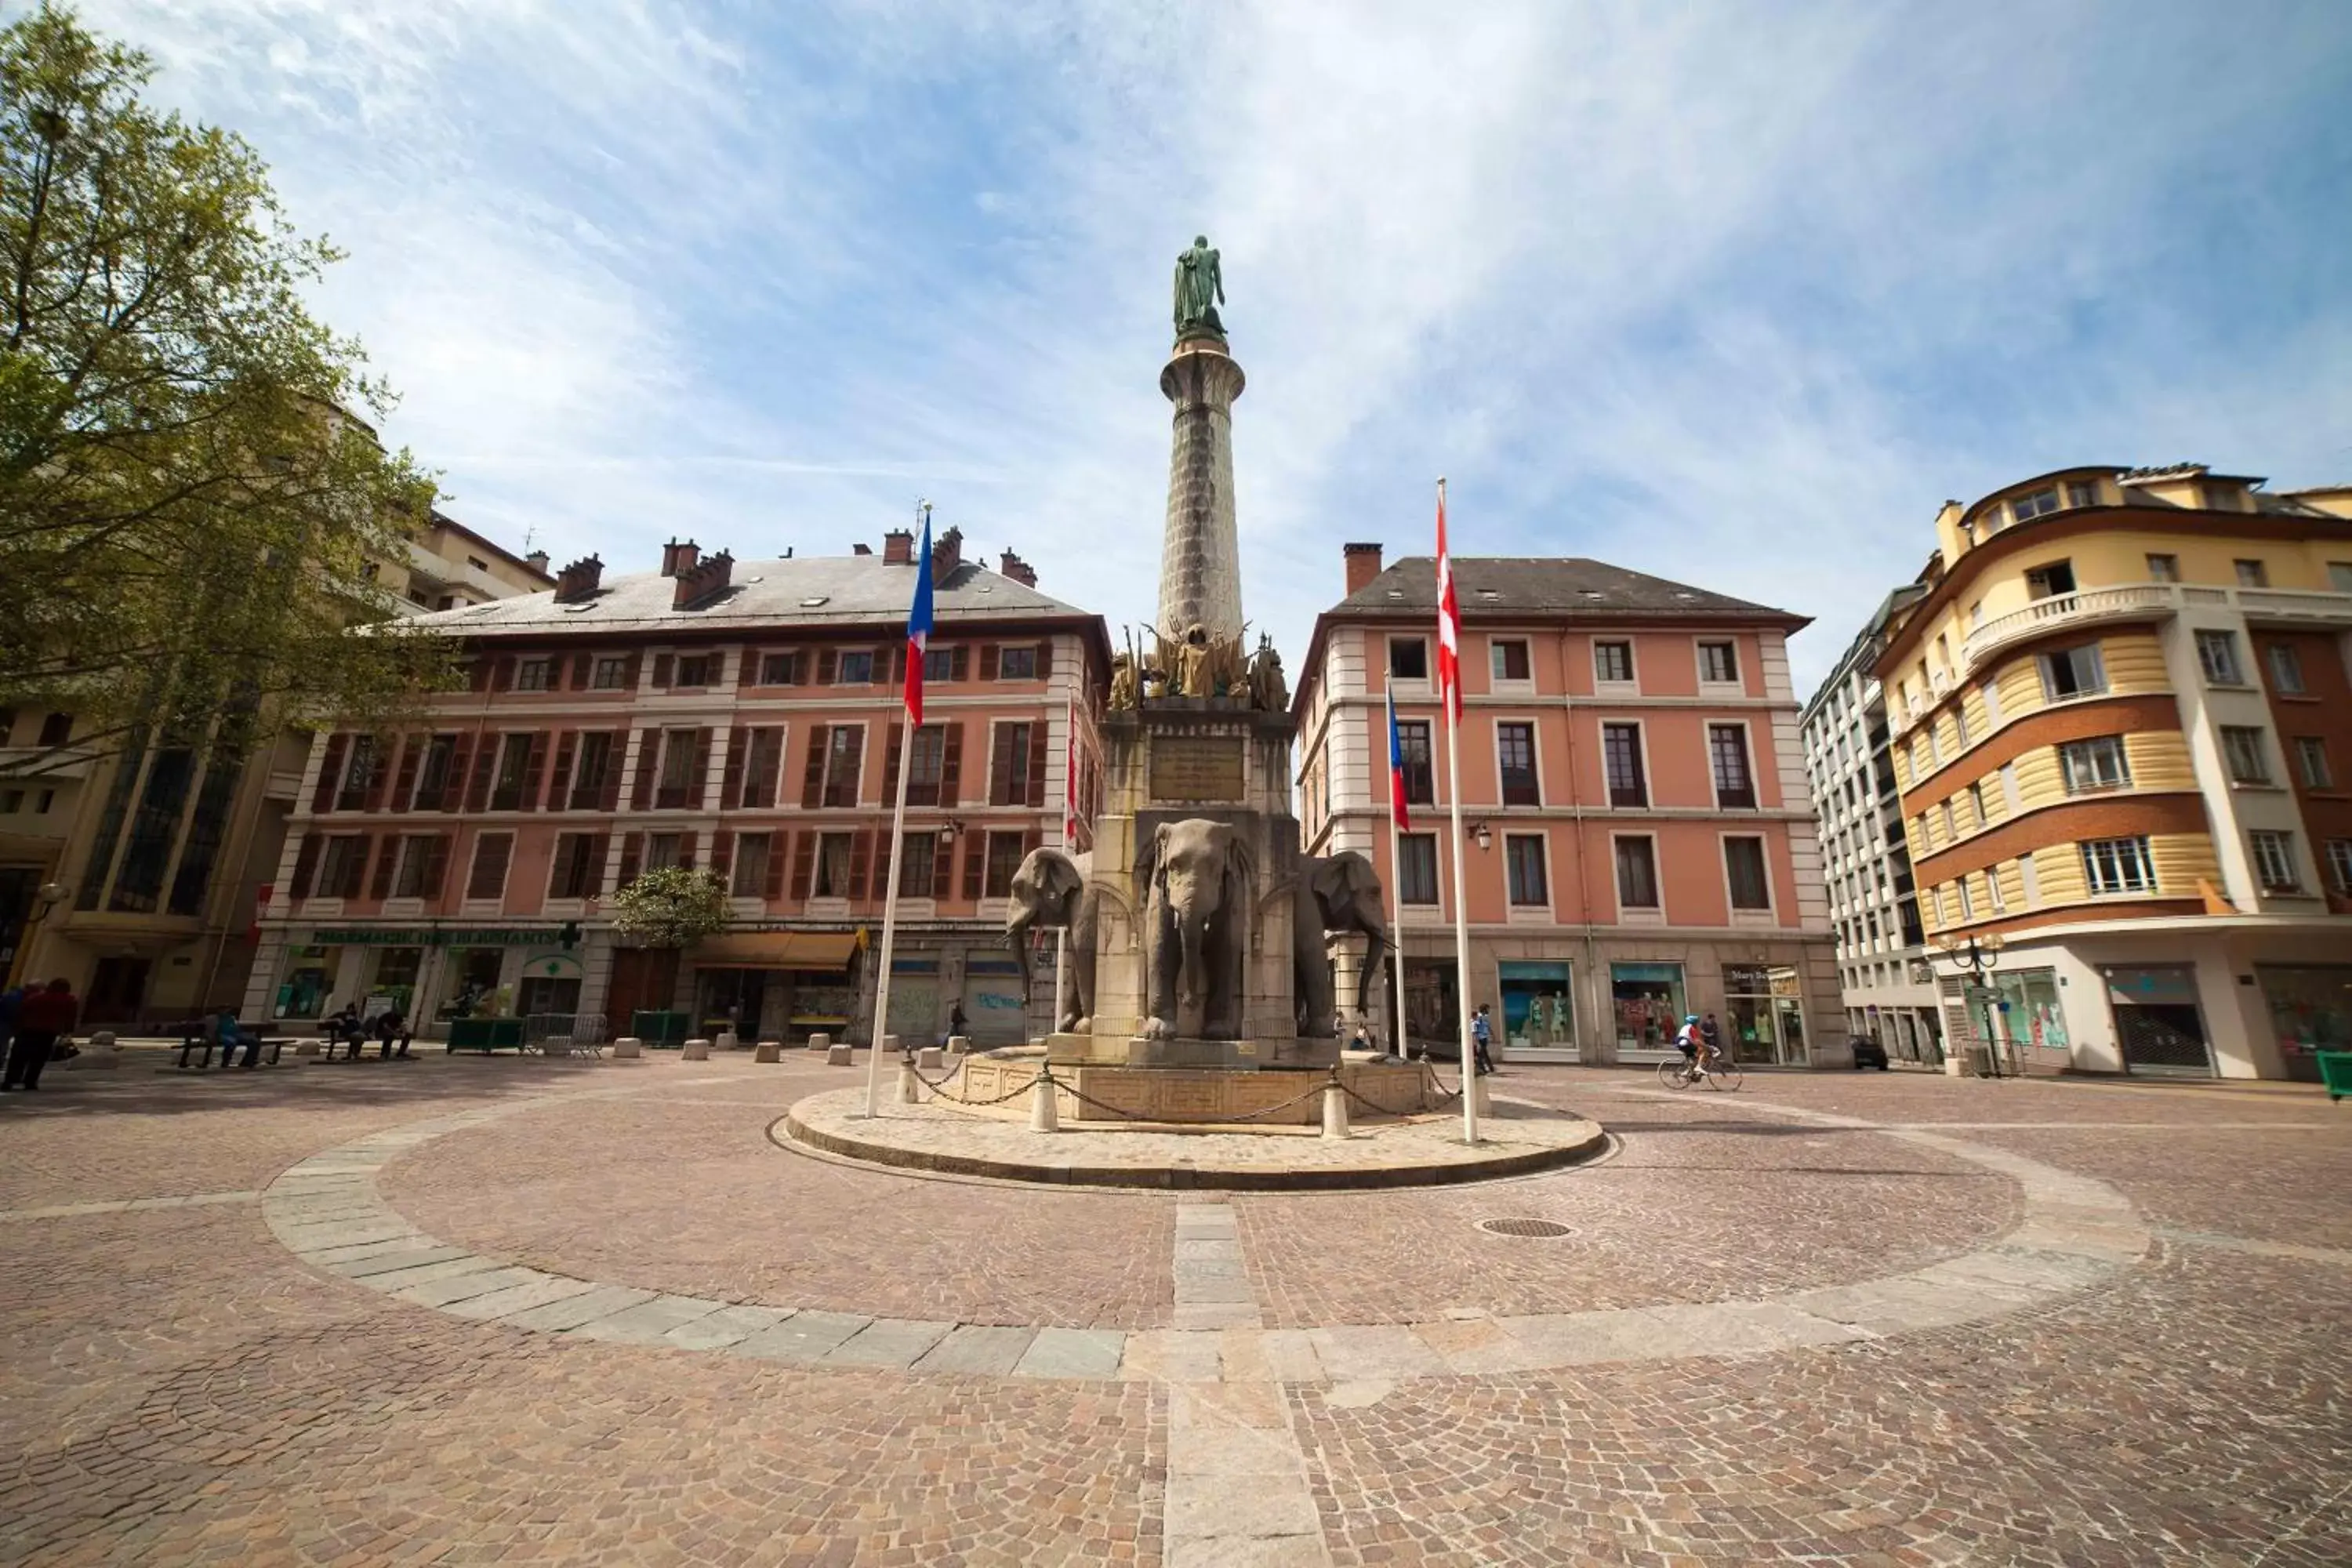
[{"xmin": 779, "ymin": 1087, "xmax": 1607, "ymax": 1190}]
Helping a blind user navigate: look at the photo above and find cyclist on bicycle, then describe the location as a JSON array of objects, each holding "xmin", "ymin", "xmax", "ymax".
[{"xmin": 1675, "ymin": 1014, "xmax": 1710, "ymax": 1080}]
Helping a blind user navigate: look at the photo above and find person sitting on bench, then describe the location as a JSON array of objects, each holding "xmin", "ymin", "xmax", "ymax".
[
  {"xmin": 325, "ymin": 1003, "xmax": 367, "ymax": 1060},
  {"xmin": 371, "ymin": 1007, "xmax": 413, "ymax": 1060},
  {"xmin": 212, "ymin": 1007, "xmax": 263, "ymax": 1069}
]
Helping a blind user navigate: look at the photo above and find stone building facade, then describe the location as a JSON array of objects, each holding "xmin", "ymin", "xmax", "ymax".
[
  {"xmin": 1291, "ymin": 545, "xmax": 1846, "ymax": 1068},
  {"xmin": 244, "ymin": 530, "xmax": 1109, "ymax": 1047},
  {"xmin": 1, "ymin": 514, "xmax": 550, "ymax": 1019},
  {"xmin": 1799, "ymin": 586, "xmax": 1945, "ymax": 1064},
  {"xmin": 1874, "ymin": 463, "xmax": 2352, "ymax": 1080}
]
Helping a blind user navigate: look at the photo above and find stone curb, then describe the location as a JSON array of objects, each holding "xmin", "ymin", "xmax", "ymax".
[{"xmin": 775, "ymin": 1106, "xmax": 1610, "ymax": 1192}]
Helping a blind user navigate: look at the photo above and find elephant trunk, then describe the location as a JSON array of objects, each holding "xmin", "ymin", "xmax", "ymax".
[
  {"xmin": 1005, "ymin": 910, "xmax": 1037, "ymax": 1005},
  {"xmin": 1357, "ymin": 924, "xmax": 1386, "ymax": 1018}
]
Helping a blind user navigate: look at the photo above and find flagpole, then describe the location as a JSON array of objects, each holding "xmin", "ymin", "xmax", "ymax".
[
  {"xmin": 1438, "ymin": 477, "xmax": 1479, "ymax": 1144},
  {"xmin": 865, "ymin": 504, "xmax": 931, "ymax": 1117}
]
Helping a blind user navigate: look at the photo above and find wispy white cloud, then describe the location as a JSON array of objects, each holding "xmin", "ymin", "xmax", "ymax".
[{"xmin": 78, "ymin": 0, "xmax": 2352, "ymax": 687}]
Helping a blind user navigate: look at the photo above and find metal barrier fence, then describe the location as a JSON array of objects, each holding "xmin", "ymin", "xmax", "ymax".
[{"xmin": 523, "ymin": 1014, "xmax": 610, "ymax": 1054}]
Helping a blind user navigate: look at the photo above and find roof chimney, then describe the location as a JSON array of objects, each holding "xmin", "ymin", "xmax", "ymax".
[
  {"xmin": 998, "ymin": 548, "xmax": 1037, "ymax": 588},
  {"xmin": 553, "ymin": 554, "xmax": 604, "ymax": 603},
  {"xmin": 883, "ymin": 528, "xmax": 914, "ymax": 564},
  {"xmin": 672, "ymin": 548, "xmax": 735, "ymax": 609},
  {"xmin": 931, "ymin": 524, "xmax": 964, "ymax": 586},
  {"xmin": 524, "ymin": 549, "xmax": 550, "ymax": 575},
  {"xmin": 659, "ymin": 537, "xmax": 699, "ymax": 577},
  {"xmin": 1344, "ymin": 542, "xmax": 1384, "ymax": 596},
  {"xmin": 852, "ymin": 542, "xmax": 873, "ymax": 556}
]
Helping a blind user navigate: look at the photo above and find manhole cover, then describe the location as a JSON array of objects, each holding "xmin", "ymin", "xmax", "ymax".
[{"xmin": 1476, "ymin": 1217, "xmax": 1575, "ymax": 1239}]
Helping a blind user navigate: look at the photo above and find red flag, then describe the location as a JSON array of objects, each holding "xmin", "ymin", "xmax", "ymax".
[{"xmin": 1435, "ymin": 481, "xmax": 1462, "ymax": 718}]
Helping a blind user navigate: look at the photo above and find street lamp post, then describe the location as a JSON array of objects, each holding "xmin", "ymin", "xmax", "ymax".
[{"xmin": 1936, "ymin": 931, "xmax": 2010, "ymax": 1078}]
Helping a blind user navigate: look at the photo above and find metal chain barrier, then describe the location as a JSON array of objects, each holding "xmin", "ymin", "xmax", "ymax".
[{"xmin": 898, "ymin": 1054, "xmax": 1038, "ymax": 1108}]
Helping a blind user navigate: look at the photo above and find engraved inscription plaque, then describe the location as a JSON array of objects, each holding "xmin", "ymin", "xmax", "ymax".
[{"xmin": 1149, "ymin": 735, "xmax": 1246, "ymax": 803}]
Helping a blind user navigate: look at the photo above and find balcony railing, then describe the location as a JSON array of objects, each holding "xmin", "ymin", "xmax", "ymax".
[{"xmin": 1958, "ymin": 580, "xmax": 2352, "ymax": 674}]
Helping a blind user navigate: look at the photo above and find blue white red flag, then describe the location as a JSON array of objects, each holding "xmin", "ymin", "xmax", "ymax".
[
  {"xmin": 905, "ymin": 513, "xmax": 935, "ymax": 725},
  {"xmin": 1386, "ymin": 685, "xmax": 1410, "ymax": 832}
]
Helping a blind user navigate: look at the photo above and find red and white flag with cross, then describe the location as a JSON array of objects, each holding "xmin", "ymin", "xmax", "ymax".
[{"xmin": 1435, "ymin": 480, "xmax": 1463, "ymax": 718}]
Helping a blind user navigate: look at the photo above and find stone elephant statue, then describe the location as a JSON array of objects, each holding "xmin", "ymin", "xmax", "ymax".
[
  {"xmin": 1138, "ymin": 819, "xmax": 1254, "ymax": 1041},
  {"xmin": 1004, "ymin": 848, "xmax": 1097, "ymax": 1033},
  {"xmin": 1292, "ymin": 851, "xmax": 1387, "ymax": 1039}
]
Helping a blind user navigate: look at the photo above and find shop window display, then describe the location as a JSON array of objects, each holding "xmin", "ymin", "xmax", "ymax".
[
  {"xmin": 1610, "ymin": 961, "xmax": 1685, "ymax": 1054},
  {"xmin": 1499, "ymin": 960, "xmax": 1573, "ymax": 1051}
]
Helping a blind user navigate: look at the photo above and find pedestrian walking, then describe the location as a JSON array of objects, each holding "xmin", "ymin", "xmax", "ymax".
[
  {"xmin": 3, "ymin": 978, "xmax": 78, "ymax": 1091},
  {"xmin": 0, "ymin": 984, "xmax": 21, "ymax": 1071},
  {"xmin": 1470, "ymin": 1003, "xmax": 1496, "ymax": 1076},
  {"xmin": 1702, "ymin": 1012, "xmax": 1724, "ymax": 1064}
]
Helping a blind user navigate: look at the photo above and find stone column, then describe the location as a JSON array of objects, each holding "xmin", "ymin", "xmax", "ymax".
[{"xmin": 1156, "ymin": 339, "xmax": 1247, "ymax": 644}]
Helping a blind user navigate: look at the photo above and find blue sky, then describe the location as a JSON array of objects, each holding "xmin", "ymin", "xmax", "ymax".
[{"xmin": 76, "ymin": 0, "xmax": 2352, "ymax": 691}]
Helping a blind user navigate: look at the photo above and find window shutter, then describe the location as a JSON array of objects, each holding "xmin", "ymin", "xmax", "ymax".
[
  {"xmin": 492, "ymin": 655, "xmax": 517, "ymax": 691},
  {"xmin": 364, "ymin": 740, "xmax": 396, "ymax": 811},
  {"xmin": 847, "ymin": 828, "xmax": 873, "ymax": 902},
  {"xmin": 630, "ymin": 728, "xmax": 657, "ymax": 810},
  {"xmin": 951, "ymin": 645, "xmax": 970, "ymax": 681},
  {"xmin": 290, "ymin": 834, "xmax": 321, "ymax": 899},
  {"xmin": 677, "ymin": 831, "xmax": 696, "ymax": 872},
  {"xmin": 440, "ymin": 735, "xmax": 473, "ymax": 813},
  {"xmin": 816, "ymin": 648, "xmax": 837, "ymax": 685},
  {"xmin": 761, "ymin": 832, "xmax": 787, "ymax": 900},
  {"xmin": 311, "ymin": 735, "xmax": 349, "ymax": 813},
  {"xmin": 751, "ymin": 727, "xmax": 781, "ymax": 809},
  {"xmin": 837, "ymin": 728, "xmax": 863, "ymax": 805},
  {"xmin": 520, "ymin": 731, "xmax": 550, "ymax": 811},
  {"xmin": 711, "ymin": 829, "xmax": 735, "ymax": 885},
  {"xmin": 801, "ymin": 724, "xmax": 829, "ymax": 808},
  {"xmin": 884, "ymin": 723, "xmax": 903, "ymax": 800},
  {"xmin": 470, "ymin": 659, "xmax": 493, "ymax": 693},
  {"xmin": 962, "ymin": 833, "xmax": 985, "ymax": 901},
  {"xmin": 1024, "ymin": 826, "xmax": 1043, "ymax": 856},
  {"xmin": 463, "ymin": 737, "xmax": 495, "ymax": 813},
  {"xmin": 980, "ymin": 644, "xmax": 1000, "ymax": 681},
  {"xmin": 651, "ymin": 652, "xmax": 673, "ymax": 688},
  {"xmin": 711, "ymin": 650, "xmax": 729, "ymax": 687},
  {"xmin": 1036, "ymin": 640, "xmax": 1053, "ymax": 681},
  {"xmin": 1026, "ymin": 722, "xmax": 1048, "ymax": 808},
  {"xmin": 599, "ymin": 730, "xmax": 626, "ymax": 811},
  {"xmin": 685, "ymin": 728, "xmax": 713, "ymax": 810},
  {"xmin": 940, "ymin": 722, "xmax": 963, "ymax": 807},
  {"xmin": 720, "ymin": 726, "xmax": 743, "ymax": 810},
  {"xmin": 932, "ymin": 833, "xmax": 954, "ymax": 896},
  {"xmin": 390, "ymin": 736, "xmax": 421, "ymax": 814},
  {"xmin": 991, "ymin": 724, "xmax": 1018, "ymax": 806},
  {"xmin": 568, "ymin": 653, "xmax": 593, "ymax": 691},
  {"xmin": 420, "ymin": 835, "xmax": 450, "ymax": 900},
  {"xmin": 467, "ymin": 833, "xmax": 511, "ymax": 900},
  {"xmin": 789, "ymin": 831, "xmax": 815, "ymax": 900},
  {"xmin": 615, "ymin": 832, "xmax": 642, "ymax": 891},
  {"xmin": 369, "ymin": 836, "xmax": 399, "ymax": 899},
  {"xmin": 621, "ymin": 651, "xmax": 642, "ymax": 689},
  {"xmin": 546, "ymin": 731, "xmax": 577, "ymax": 811},
  {"xmin": 891, "ymin": 644, "xmax": 907, "ymax": 683}
]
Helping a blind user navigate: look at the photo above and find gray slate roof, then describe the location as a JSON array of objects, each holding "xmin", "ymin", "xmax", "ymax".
[
  {"xmin": 1334, "ymin": 556, "xmax": 1805, "ymax": 625},
  {"xmin": 405, "ymin": 555, "xmax": 1096, "ymax": 639}
]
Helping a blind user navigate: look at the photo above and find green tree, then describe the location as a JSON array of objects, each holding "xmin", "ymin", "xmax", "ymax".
[
  {"xmin": 0, "ymin": 5, "xmax": 451, "ymax": 777},
  {"xmin": 607, "ymin": 868, "xmax": 734, "ymax": 953}
]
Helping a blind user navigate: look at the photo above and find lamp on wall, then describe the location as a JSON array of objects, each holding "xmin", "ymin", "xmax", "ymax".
[
  {"xmin": 1467, "ymin": 821, "xmax": 1494, "ymax": 852},
  {"xmin": 939, "ymin": 818, "xmax": 964, "ymax": 848}
]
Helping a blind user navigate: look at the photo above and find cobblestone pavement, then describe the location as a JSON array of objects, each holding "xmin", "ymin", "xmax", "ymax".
[{"xmin": 2, "ymin": 1051, "xmax": 2347, "ymax": 1565}]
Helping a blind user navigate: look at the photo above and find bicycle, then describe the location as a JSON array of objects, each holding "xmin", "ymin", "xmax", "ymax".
[{"xmin": 1656, "ymin": 1051, "xmax": 1744, "ymax": 1091}]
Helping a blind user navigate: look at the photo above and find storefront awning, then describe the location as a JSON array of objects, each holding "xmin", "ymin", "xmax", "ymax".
[{"xmin": 692, "ymin": 931, "xmax": 864, "ymax": 971}]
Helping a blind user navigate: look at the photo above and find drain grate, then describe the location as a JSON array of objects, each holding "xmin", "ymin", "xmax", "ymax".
[{"xmin": 1476, "ymin": 1217, "xmax": 1575, "ymax": 1239}]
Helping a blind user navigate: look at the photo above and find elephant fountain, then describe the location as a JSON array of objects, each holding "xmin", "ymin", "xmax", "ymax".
[
  {"xmin": 1004, "ymin": 847, "xmax": 1098, "ymax": 1033},
  {"xmin": 1137, "ymin": 819, "xmax": 1254, "ymax": 1041},
  {"xmin": 1292, "ymin": 851, "xmax": 1387, "ymax": 1040}
]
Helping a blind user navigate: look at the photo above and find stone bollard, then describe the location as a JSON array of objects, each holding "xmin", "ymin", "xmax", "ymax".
[
  {"xmin": 612, "ymin": 1036, "xmax": 643, "ymax": 1059},
  {"xmin": 682, "ymin": 1037, "xmax": 711, "ymax": 1062},
  {"xmin": 1322, "ymin": 1081, "xmax": 1350, "ymax": 1139},
  {"xmin": 754, "ymin": 1040, "xmax": 780, "ymax": 1063},
  {"xmin": 946, "ymin": 1034, "xmax": 970, "ymax": 1056},
  {"xmin": 898, "ymin": 1060, "xmax": 923, "ymax": 1105},
  {"xmin": 826, "ymin": 1043, "xmax": 853, "ymax": 1065},
  {"xmin": 916, "ymin": 1046, "xmax": 944, "ymax": 1072},
  {"xmin": 808, "ymin": 1032, "xmax": 832, "ymax": 1053},
  {"xmin": 716, "ymin": 1029, "xmax": 739, "ymax": 1052},
  {"xmin": 1029, "ymin": 1074, "xmax": 1059, "ymax": 1134},
  {"xmin": 296, "ymin": 1039, "xmax": 320, "ymax": 1058},
  {"xmin": 78, "ymin": 1029, "xmax": 122, "ymax": 1069}
]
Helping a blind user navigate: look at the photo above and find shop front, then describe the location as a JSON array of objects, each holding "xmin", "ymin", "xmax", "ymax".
[
  {"xmin": 960, "ymin": 954, "xmax": 1029, "ymax": 1046},
  {"xmin": 1611, "ymin": 961, "xmax": 1686, "ymax": 1060},
  {"xmin": 276, "ymin": 927, "xmax": 570, "ymax": 1032},
  {"xmin": 1402, "ymin": 956, "xmax": 1458, "ymax": 1058},
  {"xmin": 1498, "ymin": 960, "xmax": 1575, "ymax": 1058},
  {"xmin": 2256, "ymin": 964, "xmax": 2352, "ymax": 1084},
  {"xmin": 2103, "ymin": 964, "xmax": 2212, "ymax": 1076},
  {"xmin": 1722, "ymin": 964, "xmax": 1808, "ymax": 1065},
  {"xmin": 689, "ymin": 930, "xmax": 866, "ymax": 1043}
]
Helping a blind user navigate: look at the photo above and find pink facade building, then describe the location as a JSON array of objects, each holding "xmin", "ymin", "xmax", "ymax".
[
  {"xmin": 243, "ymin": 529, "xmax": 1109, "ymax": 1046},
  {"xmin": 1292, "ymin": 545, "xmax": 1847, "ymax": 1066}
]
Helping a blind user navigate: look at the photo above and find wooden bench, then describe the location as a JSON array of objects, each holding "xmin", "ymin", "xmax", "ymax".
[{"xmin": 172, "ymin": 1022, "xmax": 289, "ymax": 1070}]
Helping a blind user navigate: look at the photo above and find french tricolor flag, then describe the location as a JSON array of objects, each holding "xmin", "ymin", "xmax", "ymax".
[
  {"xmin": 1386, "ymin": 684, "xmax": 1410, "ymax": 832},
  {"xmin": 904, "ymin": 513, "xmax": 935, "ymax": 726}
]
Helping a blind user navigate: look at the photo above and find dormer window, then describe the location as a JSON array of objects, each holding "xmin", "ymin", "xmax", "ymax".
[
  {"xmin": 2011, "ymin": 488, "xmax": 2061, "ymax": 523},
  {"xmin": 2065, "ymin": 481, "xmax": 2099, "ymax": 509}
]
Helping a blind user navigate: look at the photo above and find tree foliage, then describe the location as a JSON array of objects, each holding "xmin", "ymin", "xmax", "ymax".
[
  {"xmin": 607, "ymin": 868, "xmax": 734, "ymax": 952},
  {"xmin": 0, "ymin": 5, "xmax": 452, "ymax": 776}
]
